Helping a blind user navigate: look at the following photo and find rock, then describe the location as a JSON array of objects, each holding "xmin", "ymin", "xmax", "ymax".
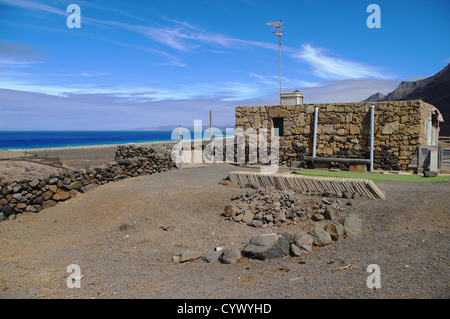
[
  {"xmin": 42, "ymin": 191, "xmax": 54, "ymax": 201},
  {"xmin": 0, "ymin": 212, "xmax": 5, "ymax": 222},
  {"xmin": 12, "ymin": 193, "xmax": 22, "ymax": 201},
  {"xmin": 69, "ymin": 181, "xmax": 83, "ymax": 190},
  {"xmin": 203, "ymin": 248, "xmax": 223, "ymax": 263},
  {"xmin": 275, "ymin": 211, "xmax": 287, "ymax": 222},
  {"xmin": 16, "ymin": 203, "xmax": 27, "ymax": 209},
  {"xmin": 49, "ymin": 185, "xmax": 58, "ymax": 193},
  {"xmin": 381, "ymin": 121, "xmax": 399, "ymax": 135},
  {"xmin": 224, "ymin": 204, "xmax": 240, "ymax": 217},
  {"xmin": 424, "ymin": 171, "xmax": 438, "ymax": 177},
  {"xmin": 242, "ymin": 233, "xmax": 292, "ymax": 260},
  {"xmin": 52, "ymin": 189, "xmax": 71, "ymax": 201},
  {"xmin": 29, "ymin": 178, "xmax": 40, "ymax": 188},
  {"xmin": 308, "ymin": 227, "xmax": 332, "ymax": 246},
  {"xmin": 290, "ymin": 243, "xmax": 304, "ymax": 257},
  {"xmin": 62, "ymin": 177, "xmax": 72, "ymax": 185},
  {"xmin": 219, "ymin": 247, "xmax": 242, "ymax": 264},
  {"xmin": 42, "ymin": 200, "xmax": 57, "ymax": 209},
  {"xmin": 242, "ymin": 210, "xmax": 254, "ymax": 223},
  {"xmin": 1, "ymin": 186, "xmax": 11, "ymax": 195},
  {"xmin": 49, "ymin": 178, "xmax": 59, "ymax": 185},
  {"xmin": 322, "ymin": 190, "xmax": 335, "ymax": 197},
  {"xmin": 312, "ymin": 213, "xmax": 325, "ymax": 221},
  {"xmin": 1, "ymin": 204, "xmax": 13, "ymax": 217},
  {"xmin": 342, "ymin": 192, "xmax": 352, "ymax": 199},
  {"xmin": 172, "ymin": 250, "xmax": 203, "ymax": 263},
  {"xmin": 232, "ymin": 213, "xmax": 244, "ymax": 222},
  {"xmin": 324, "ymin": 221, "xmax": 345, "ymax": 241},
  {"xmin": 290, "ymin": 161, "xmax": 301, "ymax": 169},
  {"xmin": 344, "ymin": 215, "xmax": 362, "ymax": 237},
  {"xmin": 293, "ymin": 230, "xmax": 313, "ymax": 254},
  {"xmin": 248, "ymin": 220, "xmax": 263, "ymax": 228},
  {"xmin": 81, "ymin": 183, "xmax": 95, "ymax": 193},
  {"xmin": 323, "ymin": 207, "xmax": 338, "ymax": 220}
]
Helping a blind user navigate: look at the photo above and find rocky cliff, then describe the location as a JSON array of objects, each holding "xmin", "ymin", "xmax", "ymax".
[{"xmin": 363, "ymin": 64, "xmax": 450, "ymax": 135}]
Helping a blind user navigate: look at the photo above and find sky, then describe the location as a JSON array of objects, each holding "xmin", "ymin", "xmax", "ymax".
[{"xmin": 0, "ymin": 0, "xmax": 449, "ymax": 130}]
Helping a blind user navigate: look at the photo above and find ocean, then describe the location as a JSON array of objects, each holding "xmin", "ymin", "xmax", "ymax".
[{"xmin": 0, "ymin": 130, "xmax": 233, "ymax": 150}]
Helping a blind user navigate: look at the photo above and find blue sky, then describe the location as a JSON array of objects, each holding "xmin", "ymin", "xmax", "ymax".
[{"xmin": 0, "ymin": 0, "xmax": 449, "ymax": 130}]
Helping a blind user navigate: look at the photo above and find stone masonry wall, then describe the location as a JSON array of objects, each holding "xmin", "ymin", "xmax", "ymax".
[
  {"xmin": 235, "ymin": 100, "xmax": 437, "ymax": 170},
  {"xmin": 0, "ymin": 145, "xmax": 176, "ymax": 222}
]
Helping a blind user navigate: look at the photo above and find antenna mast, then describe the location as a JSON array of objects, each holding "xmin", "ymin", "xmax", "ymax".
[{"xmin": 266, "ymin": 20, "xmax": 283, "ymax": 105}]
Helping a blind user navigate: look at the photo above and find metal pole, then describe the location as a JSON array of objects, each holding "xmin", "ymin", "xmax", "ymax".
[
  {"xmin": 210, "ymin": 110, "xmax": 213, "ymax": 160},
  {"xmin": 370, "ymin": 105, "xmax": 374, "ymax": 172},
  {"xmin": 312, "ymin": 107, "xmax": 318, "ymax": 158},
  {"xmin": 279, "ymin": 38, "xmax": 282, "ymax": 106}
]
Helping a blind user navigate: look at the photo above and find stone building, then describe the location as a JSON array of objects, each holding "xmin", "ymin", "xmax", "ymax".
[{"xmin": 235, "ymin": 99, "xmax": 441, "ymax": 171}]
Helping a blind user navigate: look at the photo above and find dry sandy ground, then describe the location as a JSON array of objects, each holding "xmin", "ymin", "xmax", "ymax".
[{"xmin": 0, "ymin": 162, "xmax": 448, "ymax": 300}]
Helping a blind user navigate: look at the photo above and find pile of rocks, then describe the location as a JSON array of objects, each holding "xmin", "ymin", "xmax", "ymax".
[
  {"xmin": 173, "ymin": 214, "xmax": 363, "ymax": 264},
  {"xmin": 223, "ymin": 188, "xmax": 348, "ymax": 228},
  {"xmin": 0, "ymin": 146, "xmax": 176, "ymax": 222},
  {"xmin": 243, "ymin": 215, "xmax": 363, "ymax": 261}
]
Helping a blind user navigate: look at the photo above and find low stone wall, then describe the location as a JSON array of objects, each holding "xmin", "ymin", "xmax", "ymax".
[
  {"xmin": 235, "ymin": 100, "xmax": 440, "ymax": 170},
  {"xmin": 0, "ymin": 145, "xmax": 176, "ymax": 222}
]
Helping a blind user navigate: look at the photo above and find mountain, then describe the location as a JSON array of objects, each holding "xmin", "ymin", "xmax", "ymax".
[
  {"xmin": 363, "ymin": 63, "xmax": 450, "ymax": 135},
  {"xmin": 362, "ymin": 92, "xmax": 386, "ymax": 102}
]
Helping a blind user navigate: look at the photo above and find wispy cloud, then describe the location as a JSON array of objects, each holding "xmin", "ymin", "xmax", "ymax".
[
  {"xmin": 0, "ymin": 0, "xmax": 67, "ymax": 16},
  {"xmin": 248, "ymin": 72, "xmax": 320, "ymax": 89},
  {"xmin": 0, "ymin": 57, "xmax": 42, "ymax": 68},
  {"xmin": 294, "ymin": 44, "xmax": 395, "ymax": 80},
  {"xmin": 95, "ymin": 18, "xmax": 277, "ymax": 53},
  {"xmin": 0, "ymin": 77, "xmax": 270, "ymax": 102}
]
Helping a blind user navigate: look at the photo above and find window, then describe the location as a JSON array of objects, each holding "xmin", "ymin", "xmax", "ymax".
[{"xmin": 273, "ymin": 117, "xmax": 284, "ymax": 137}]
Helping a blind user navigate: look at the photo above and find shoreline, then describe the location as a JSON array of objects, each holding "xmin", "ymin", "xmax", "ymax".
[
  {"xmin": 5, "ymin": 139, "xmax": 178, "ymax": 153},
  {"xmin": 5, "ymin": 136, "xmax": 236, "ymax": 153}
]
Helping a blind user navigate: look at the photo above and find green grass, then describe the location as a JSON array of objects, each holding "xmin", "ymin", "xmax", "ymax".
[{"xmin": 291, "ymin": 169, "xmax": 449, "ymax": 184}]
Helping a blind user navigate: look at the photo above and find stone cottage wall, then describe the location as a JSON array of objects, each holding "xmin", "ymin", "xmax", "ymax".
[{"xmin": 235, "ymin": 100, "xmax": 438, "ymax": 171}]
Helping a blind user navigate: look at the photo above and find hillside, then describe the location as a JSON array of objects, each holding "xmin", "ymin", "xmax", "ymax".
[{"xmin": 363, "ymin": 64, "xmax": 450, "ymax": 135}]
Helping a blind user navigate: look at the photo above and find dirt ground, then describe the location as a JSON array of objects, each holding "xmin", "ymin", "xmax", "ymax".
[{"xmin": 0, "ymin": 162, "xmax": 448, "ymax": 300}]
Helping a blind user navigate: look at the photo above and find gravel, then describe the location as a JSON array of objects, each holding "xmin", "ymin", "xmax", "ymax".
[{"xmin": 0, "ymin": 164, "xmax": 448, "ymax": 299}]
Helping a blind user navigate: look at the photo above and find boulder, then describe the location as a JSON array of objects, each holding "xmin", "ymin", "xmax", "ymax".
[
  {"xmin": 308, "ymin": 227, "xmax": 332, "ymax": 246},
  {"xmin": 324, "ymin": 221, "xmax": 345, "ymax": 241},
  {"xmin": 242, "ymin": 233, "xmax": 292, "ymax": 260},
  {"xmin": 203, "ymin": 248, "xmax": 223, "ymax": 263},
  {"xmin": 323, "ymin": 207, "xmax": 338, "ymax": 220},
  {"xmin": 219, "ymin": 247, "xmax": 242, "ymax": 264},
  {"xmin": 292, "ymin": 230, "xmax": 313, "ymax": 254},
  {"xmin": 344, "ymin": 215, "xmax": 362, "ymax": 237}
]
